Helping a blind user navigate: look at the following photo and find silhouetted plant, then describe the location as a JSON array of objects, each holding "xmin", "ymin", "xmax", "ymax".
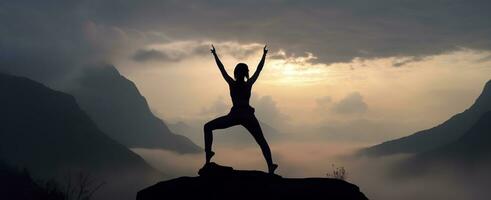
[
  {"xmin": 41, "ymin": 179, "xmax": 66, "ymax": 199},
  {"xmin": 1, "ymin": 165, "xmax": 64, "ymax": 200},
  {"xmin": 61, "ymin": 171, "xmax": 105, "ymax": 200},
  {"xmin": 9, "ymin": 167, "xmax": 104, "ymax": 200},
  {"xmin": 326, "ymin": 164, "xmax": 347, "ymax": 180}
]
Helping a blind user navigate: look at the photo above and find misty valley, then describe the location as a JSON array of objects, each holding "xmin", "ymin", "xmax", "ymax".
[{"xmin": 1, "ymin": 67, "xmax": 490, "ymax": 199}]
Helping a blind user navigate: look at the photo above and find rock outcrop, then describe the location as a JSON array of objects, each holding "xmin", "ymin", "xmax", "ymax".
[{"xmin": 137, "ymin": 163, "xmax": 368, "ymax": 200}]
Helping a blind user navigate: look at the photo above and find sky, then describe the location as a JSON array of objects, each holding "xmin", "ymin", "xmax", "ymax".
[
  {"xmin": 2, "ymin": 0, "xmax": 490, "ymax": 144},
  {"xmin": 1, "ymin": 1, "xmax": 491, "ymax": 199},
  {"xmin": 121, "ymin": 45, "xmax": 491, "ymax": 143}
]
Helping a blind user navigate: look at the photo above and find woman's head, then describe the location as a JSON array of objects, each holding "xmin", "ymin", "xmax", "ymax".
[{"xmin": 234, "ymin": 63, "xmax": 249, "ymax": 82}]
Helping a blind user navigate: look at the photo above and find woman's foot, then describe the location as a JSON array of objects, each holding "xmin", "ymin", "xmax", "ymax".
[
  {"xmin": 268, "ymin": 163, "xmax": 278, "ymax": 174},
  {"xmin": 205, "ymin": 151, "xmax": 215, "ymax": 164}
]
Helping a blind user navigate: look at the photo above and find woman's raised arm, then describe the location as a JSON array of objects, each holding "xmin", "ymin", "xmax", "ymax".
[
  {"xmin": 211, "ymin": 45, "xmax": 233, "ymax": 84},
  {"xmin": 249, "ymin": 45, "xmax": 268, "ymax": 85}
]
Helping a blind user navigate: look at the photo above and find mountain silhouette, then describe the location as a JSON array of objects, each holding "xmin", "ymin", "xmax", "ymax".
[
  {"xmin": 67, "ymin": 66, "xmax": 201, "ymax": 153},
  {"xmin": 411, "ymin": 111, "xmax": 491, "ymax": 167},
  {"xmin": 363, "ymin": 80, "xmax": 491, "ymax": 156},
  {"xmin": 0, "ymin": 73, "xmax": 161, "ymax": 200},
  {"xmin": 137, "ymin": 162, "xmax": 368, "ymax": 200}
]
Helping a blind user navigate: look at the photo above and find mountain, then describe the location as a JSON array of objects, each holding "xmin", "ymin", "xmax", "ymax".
[
  {"xmin": 67, "ymin": 66, "xmax": 201, "ymax": 153},
  {"xmin": 0, "ymin": 73, "xmax": 161, "ymax": 199},
  {"xmin": 393, "ymin": 111, "xmax": 491, "ymax": 177},
  {"xmin": 363, "ymin": 80, "xmax": 491, "ymax": 156},
  {"xmin": 137, "ymin": 162, "xmax": 368, "ymax": 200},
  {"xmin": 413, "ymin": 111, "xmax": 491, "ymax": 166}
]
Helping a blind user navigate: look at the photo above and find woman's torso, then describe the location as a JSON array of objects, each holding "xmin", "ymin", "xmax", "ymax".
[{"xmin": 229, "ymin": 81, "xmax": 254, "ymax": 114}]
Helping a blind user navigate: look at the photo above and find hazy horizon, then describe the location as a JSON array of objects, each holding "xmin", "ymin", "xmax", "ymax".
[{"xmin": 119, "ymin": 46, "xmax": 491, "ymax": 146}]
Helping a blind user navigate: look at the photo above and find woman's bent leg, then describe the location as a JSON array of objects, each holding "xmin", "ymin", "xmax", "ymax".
[{"xmin": 203, "ymin": 115, "xmax": 238, "ymax": 163}]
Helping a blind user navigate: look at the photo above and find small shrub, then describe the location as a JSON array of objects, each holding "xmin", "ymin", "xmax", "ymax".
[
  {"xmin": 61, "ymin": 171, "xmax": 105, "ymax": 200},
  {"xmin": 326, "ymin": 164, "xmax": 347, "ymax": 180}
]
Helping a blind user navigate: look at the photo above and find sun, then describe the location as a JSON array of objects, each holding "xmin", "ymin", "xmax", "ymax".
[{"xmin": 265, "ymin": 57, "xmax": 329, "ymax": 85}]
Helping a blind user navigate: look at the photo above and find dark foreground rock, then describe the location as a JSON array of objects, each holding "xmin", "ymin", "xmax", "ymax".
[{"xmin": 137, "ymin": 163, "xmax": 368, "ymax": 200}]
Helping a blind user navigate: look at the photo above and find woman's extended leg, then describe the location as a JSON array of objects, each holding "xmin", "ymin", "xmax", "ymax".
[
  {"xmin": 203, "ymin": 115, "xmax": 238, "ymax": 163},
  {"xmin": 242, "ymin": 115, "xmax": 277, "ymax": 173}
]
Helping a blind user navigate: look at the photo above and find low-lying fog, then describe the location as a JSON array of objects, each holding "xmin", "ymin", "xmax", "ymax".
[{"xmin": 133, "ymin": 139, "xmax": 491, "ymax": 200}]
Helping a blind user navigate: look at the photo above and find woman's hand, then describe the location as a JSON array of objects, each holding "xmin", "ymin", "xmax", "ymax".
[
  {"xmin": 210, "ymin": 44, "xmax": 216, "ymax": 55},
  {"xmin": 263, "ymin": 45, "xmax": 268, "ymax": 55}
]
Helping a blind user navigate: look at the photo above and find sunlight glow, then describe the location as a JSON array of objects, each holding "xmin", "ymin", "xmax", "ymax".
[{"xmin": 266, "ymin": 51, "xmax": 330, "ymax": 85}]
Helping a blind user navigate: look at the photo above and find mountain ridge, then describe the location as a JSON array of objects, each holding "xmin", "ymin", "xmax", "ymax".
[
  {"xmin": 0, "ymin": 72, "xmax": 161, "ymax": 200},
  {"xmin": 67, "ymin": 66, "xmax": 201, "ymax": 153},
  {"xmin": 362, "ymin": 80, "xmax": 491, "ymax": 156},
  {"xmin": 413, "ymin": 111, "xmax": 491, "ymax": 166}
]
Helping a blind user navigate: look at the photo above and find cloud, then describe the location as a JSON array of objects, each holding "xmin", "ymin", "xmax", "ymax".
[
  {"xmin": 132, "ymin": 49, "xmax": 177, "ymax": 62},
  {"xmin": 131, "ymin": 41, "xmax": 264, "ymax": 64},
  {"xmin": 476, "ymin": 54, "xmax": 491, "ymax": 63},
  {"xmin": 80, "ymin": 0, "xmax": 491, "ymax": 64},
  {"xmin": 251, "ymin": 94, "xmax": 288, "ymax": 127},
  {"xmin": 315, "ymin": 118, "xmax": 412, "ymax": 143},
  {"xmin": 316, "ymin": 96, "xmax": 333, "ymax": 109},
  {"xmin": 3, "ymin": 0, "xmax": 491, "ymax": 86},
  {"xmin": 200, "ymin": 96, "xmax": 230, "ymax": 115},
  {"xmin": 330, "ymin": 92, "xmax": 368, "ymax": 114},
  {"xmin": 0, "ymin": 2, "xmax": 145, "ymax": 86},
  {"xmin": 392, "ymin": 56, "xmax": 426, "ymax": 67}
]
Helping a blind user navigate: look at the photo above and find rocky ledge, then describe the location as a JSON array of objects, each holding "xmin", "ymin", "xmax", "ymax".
[{"xmin": 137, "ymin": 163, "xmax": 368, "ymax": 200}]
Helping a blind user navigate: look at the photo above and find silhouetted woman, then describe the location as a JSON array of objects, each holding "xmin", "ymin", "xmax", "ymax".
[{"xmin": 204, "ymin": 44, "xmax": 278, "ymax": 174}]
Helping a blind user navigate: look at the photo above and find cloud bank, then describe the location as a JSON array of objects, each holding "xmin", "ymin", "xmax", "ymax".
[{"xmin": 2, "ymin": 0, "xmax": 491, "ymax": 85}]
